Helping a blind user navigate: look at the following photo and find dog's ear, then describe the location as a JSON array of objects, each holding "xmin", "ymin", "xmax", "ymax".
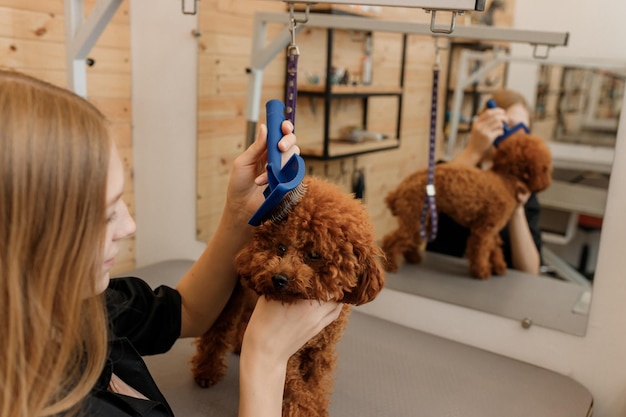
[{"xmin": 342, "ymin": 245, "xmax": 385, "ymax": 306}]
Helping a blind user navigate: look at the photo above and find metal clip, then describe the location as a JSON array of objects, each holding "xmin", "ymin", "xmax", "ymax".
[
  {"xmin": 425, "ymin": 9, "xmax": 463, "ymax": 35},
  {"xmin": 432, "ymin": 37, "xmax": 449, "ymax": 71},
  {"xmin": 287, "ymin": 3, "xmax": 310, "ymax": 25},
  {"xmin": 287, "ymin": 3, "xmax": 307, "ymax": 56},
  {"xmin": 426, "ymin": 184, "xmax": 436, "ymax": 197},
  {"xmin": 532, "ymin": 44, "xmax": 551, "ymax": 59},
  {"xmin": 181, "ymin": 0, "xmax": 197, "ymax": 15}
]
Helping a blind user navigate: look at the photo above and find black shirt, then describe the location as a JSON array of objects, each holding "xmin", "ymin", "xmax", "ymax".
[
  {"xmin": 426, "ymin": 193, "xmax": 542, "ymax": 267},
  {"xmin": 83, "ymin": 277, "xmax": 182, "ymax": 417}
]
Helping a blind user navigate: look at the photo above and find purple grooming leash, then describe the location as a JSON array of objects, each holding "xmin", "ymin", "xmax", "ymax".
[
  {"xmin": 285, "ymin": 33, "xmax": 298, "ymax": 126},
  {"xmin": 285, "ymin": 5, "xmax": 307, "ymax": 127},
  {"xmin": 420, "ymin": 48, "xmax": 440, "ymax": 242}
]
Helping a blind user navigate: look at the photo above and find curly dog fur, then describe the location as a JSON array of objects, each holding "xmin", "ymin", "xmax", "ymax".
[
  {"xmin": 191, "ymin": 176, "xmax": 385, "ymax": 416},
  {"xmin": 381, "ymin": 132, "xmax": 552, "ymax": 279}
]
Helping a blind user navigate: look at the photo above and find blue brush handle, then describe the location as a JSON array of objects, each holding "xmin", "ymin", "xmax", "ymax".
[
  {"xmin": 266, "ymin": 99, "xmax": 285, "ymax": 173},
  {"xmin": 265, "ymin": 99, "xmax": 305, "ymax": 195},
  {"xmin": 486, "ymin": 99, "xmax": 529, "ymax": 147},
  {"xmin": 247, "ymin": 100, "xmax": 305, "ymax": 226}
]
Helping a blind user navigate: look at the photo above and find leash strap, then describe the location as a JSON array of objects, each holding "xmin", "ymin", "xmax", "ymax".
[
  {"xmin": 285, "ymin": 7, "xmax": 303, "ymax": 127},
  {"xmin": 420, "ymin": 60, "xmax": 439, "ymax": 242},
  {"xmin": 286, "ymin": 46, "xmax": 299, "ymax": 126}
]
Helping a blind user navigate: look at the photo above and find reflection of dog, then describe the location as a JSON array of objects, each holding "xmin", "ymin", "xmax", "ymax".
[
  {"xmin": 382, "ymin": 132, "xmax": 552, "ymax": 279},
  {"xmin": 191, "ymin": 176, "xmax": 385, "ymax": 416}
]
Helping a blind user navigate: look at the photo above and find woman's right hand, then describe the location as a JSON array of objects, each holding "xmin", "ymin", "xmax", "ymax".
[
  {"xmin": 468, "ymin": 107, "xmax": 508, "ymax": 154},
  {"xmin": 452, "ymin": 107, "xmax": 508, "ymax": 168},
  {"xmin": 225, "ymin": 121, "xmax": 299, "ymax": 225}
]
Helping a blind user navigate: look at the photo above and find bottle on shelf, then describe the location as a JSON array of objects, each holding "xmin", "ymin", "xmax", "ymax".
[{"xmin": 361, "ymin": 33, "xmax": 373, "ymax": 86}]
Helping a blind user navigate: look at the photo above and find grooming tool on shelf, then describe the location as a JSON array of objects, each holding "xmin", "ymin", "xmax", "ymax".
[
  {"xmin": 486, "ymin": 99, "xmax": 530, "ymax": 147},
  {"xmin": 248, "ymin": 100, "xmax": 306, "ymax": 226}
]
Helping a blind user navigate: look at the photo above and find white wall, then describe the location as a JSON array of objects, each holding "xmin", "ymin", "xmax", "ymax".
[
  {"xmin": 130, "ymin": 3, "xmax": 205, "ymax": 266},
  {"xmin": 130, "ymin": 1, "xmax": 626, "ymax": 416}
]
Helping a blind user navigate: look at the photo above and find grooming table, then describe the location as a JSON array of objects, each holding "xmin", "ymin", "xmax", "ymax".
[
  {"xmin": 125, "ymin": 260, "xmax": 593, "ymax": 417},
  {"xmin": 383, "ymin": 252, "xmax": 590, "ymax": 336}
]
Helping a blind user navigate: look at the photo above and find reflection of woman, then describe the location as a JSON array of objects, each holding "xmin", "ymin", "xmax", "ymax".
[
  {"xmin": 427, "ymin": 89, "xmax": 542, "ymax": 274},
  {"xmin": 0, "ymin": 70, "xmax": 341, "ymax": 417}
]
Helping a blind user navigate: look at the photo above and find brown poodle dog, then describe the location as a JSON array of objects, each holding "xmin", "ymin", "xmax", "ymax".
[
  {"xmin": 382, "ymin": 132, "xmax": 552, "ymax": 279},
  {"xmin": 191, "ymin": 176, "xmax": 385, "ymax": 416}
]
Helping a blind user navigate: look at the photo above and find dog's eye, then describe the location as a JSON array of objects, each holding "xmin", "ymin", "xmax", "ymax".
[
  {"xmin": 277, "ymin": 244, "xmax": 287, "ymax": 254},
  {"xmin": 307, "ymin": 252, "xmax": 321, "ymax": 260}
]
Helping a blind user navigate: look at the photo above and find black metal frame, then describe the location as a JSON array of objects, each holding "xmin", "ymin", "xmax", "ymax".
[{"xmin": 286, "ymin": 24, "xmax": 407, "ymax": 161}]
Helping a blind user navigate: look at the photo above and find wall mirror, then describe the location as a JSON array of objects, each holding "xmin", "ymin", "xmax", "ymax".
[
  {"xmin": 194, "ymin": 0, "xmax": 621, "ymax": 337},
  {"xmin": 385, "ymin": 54, "xmax": 625, "ymax": 337},
  {"xmin": 535, "ymin": 63, "xmax": 624, "ymax": 284}
]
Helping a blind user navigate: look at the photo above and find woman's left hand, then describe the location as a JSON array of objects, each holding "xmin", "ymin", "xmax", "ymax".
[{"xmin": 225, "ymin": 121, "xmax": 299, "ymax": 223}]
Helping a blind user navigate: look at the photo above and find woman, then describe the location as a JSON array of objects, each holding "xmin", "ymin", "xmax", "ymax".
[
  {"xmin": 0, "ymin": 69, "xmax": 341, "ymax": 417},
  {"xmin": 427, "ymin": 89, "xmax": 542, "ymax": 274}
]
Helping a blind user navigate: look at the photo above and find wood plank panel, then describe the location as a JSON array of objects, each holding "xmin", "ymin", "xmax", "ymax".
[
  {"xmin": 0, "ymin": 1, "xmax": 135, "ymax": 271},
  {"xmin": 0, "ymin": 0, "xmax": 130, "ymax": 24},
  {"xmin": 86, "ymin": 71, "xmax": 131, "ymax": 97},
  {"xmin": 110, "ymin": 123, "xmax": 133, "ymax": 149},
  {"xmin": 89, "ymin": 97, "xmax": 132, "ymax": 121},
  {"xmin": 0, "ymin": 6, "xmax": 129, "ymax": 48},
  {"xmin": 0, "ymin": 40, "xmax": 128, "ymax": 74},
  {"xmin": 0, "ymin": 37, "xmax": 65, "ymax": 68},
  {"xmin": 196, "ymin": 1, "xmax": 291, "ymax": 238}
]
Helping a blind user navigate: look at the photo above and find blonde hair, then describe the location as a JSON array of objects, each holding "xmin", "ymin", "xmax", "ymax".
[
  {"xmin": 0, "ymin": 70, "xmax": 110, "ymax": 417},
  {"xmin": 491, "ymin": 88, "xmax": 532, "ymax": 127}
]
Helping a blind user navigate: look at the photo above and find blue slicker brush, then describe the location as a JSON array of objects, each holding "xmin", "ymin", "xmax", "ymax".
[
  {"xmin": 248, "ymin": 100, "xmax": 306, "ymax": 226},
  {"xmin": 486, "ymin": 98, "xmax": 530, "ymax": 147}
]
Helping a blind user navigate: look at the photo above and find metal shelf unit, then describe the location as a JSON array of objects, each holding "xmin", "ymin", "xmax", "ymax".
[{"xmin": 293, "ymin": 16, "xmax": 407, "ymax": 160}]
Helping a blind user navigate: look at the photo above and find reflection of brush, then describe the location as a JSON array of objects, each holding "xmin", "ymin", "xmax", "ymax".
[
  {"xmin": 248, "ymin": 100, "xmax": 306, "ymax": 226},
  {"xmin": 486, "ymin": 99, "xmax": 530, "ymax": 147}
]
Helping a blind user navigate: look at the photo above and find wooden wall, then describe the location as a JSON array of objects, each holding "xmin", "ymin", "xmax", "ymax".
[
  {"xmin": 199, "ymin": 4, "xmax": 427, "ymax": 241},
  {"xmin": 0, "ymin": 0, "xmax": 135, "ymax": 274},
  {"xmin": 195, "ymin": 0, "xmax": 285, "ymax": 240},
  {"xmin": 193, "ymin": 1, "xmax": 516, "ymax": 243}
]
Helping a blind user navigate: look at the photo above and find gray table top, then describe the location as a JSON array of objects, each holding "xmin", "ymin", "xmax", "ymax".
[
  {"xmin": 383, "ymin": 252, "xmax": 590, "ymax": 336},
  {"xmin": 125, "ymin": 259, "xmax": 593, "ymax": 417}
]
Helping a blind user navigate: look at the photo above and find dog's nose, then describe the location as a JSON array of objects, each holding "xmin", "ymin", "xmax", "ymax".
[{"xmin": 272, "ymin": 273, "xmax": 289, "ymax": 289}]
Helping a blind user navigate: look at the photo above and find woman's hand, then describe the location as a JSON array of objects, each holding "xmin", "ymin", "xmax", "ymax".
[
  {"xmin": 452, "ymin": 107, "xmax": 508, "ymax": 167},
  {"xmin": 516, "ymin": 188, "xmax": 531, "ymax": 206},
  {"xmin": 242, "ymin": 297, "xmax": 342, "ymax": 364},
  {"xmin": 238, "ymin": 298, "xmax": 342, "ymax": 417},
  {"xmin": 469, "ymin": 107, "xmax": 507, "ymax": 152},
  {"xmin": 176, "ymin": 122, "xmax": 298, "ymax": 338},
  {"xmin": 225, "ymin": 121, "xmax": 299, "ymax": 223}
]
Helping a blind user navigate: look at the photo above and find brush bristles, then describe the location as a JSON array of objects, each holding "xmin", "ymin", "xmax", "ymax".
[{"xmin": 268, "ymin": 183, "xmax": 307, "ymax": 224}]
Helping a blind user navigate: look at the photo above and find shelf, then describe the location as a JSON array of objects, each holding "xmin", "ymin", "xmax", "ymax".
[
  {"xmin": 294, "ymin": 4, "xmax": 380, "ymax": 18},
  {"xmin": 457, "ymin": 122, "xmax": 471, "ymax": 132},
  {"xmin": 280, "ymin": 15, "xmax": 407, "ymax": 161},
  {"xmin": 446, "ymin": 86, "xmax": 502, "ymax": 94},
  {"xmin": 299, "ymin": 84, "xmax": 403, "ymax": 96},
  {"xmin": 300, "ymin": 138, "xmax": 400, "ymax": 160},
  {"xmin": 295, "ymin": 0, "xmax": 485, "ymax": 13}
]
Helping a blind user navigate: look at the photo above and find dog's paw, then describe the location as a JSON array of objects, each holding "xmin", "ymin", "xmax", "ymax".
[
  {"xmin": 469, "ymin": 262, "xmax": 493, "ymax": 280},
  {"xmin": 193, "ymin": 374, "xmax": 223, "ymax": 389},
  {"xmin": 403, "ymin": 250, "xmax": 422, "ymax": 265},
  {"xmin": 382, "ymin": 257, "xmax": 399, "ymax": 273},
  {"xmin": 492, "ymin": 262, "xmax": 507, "ymax": 276}
]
